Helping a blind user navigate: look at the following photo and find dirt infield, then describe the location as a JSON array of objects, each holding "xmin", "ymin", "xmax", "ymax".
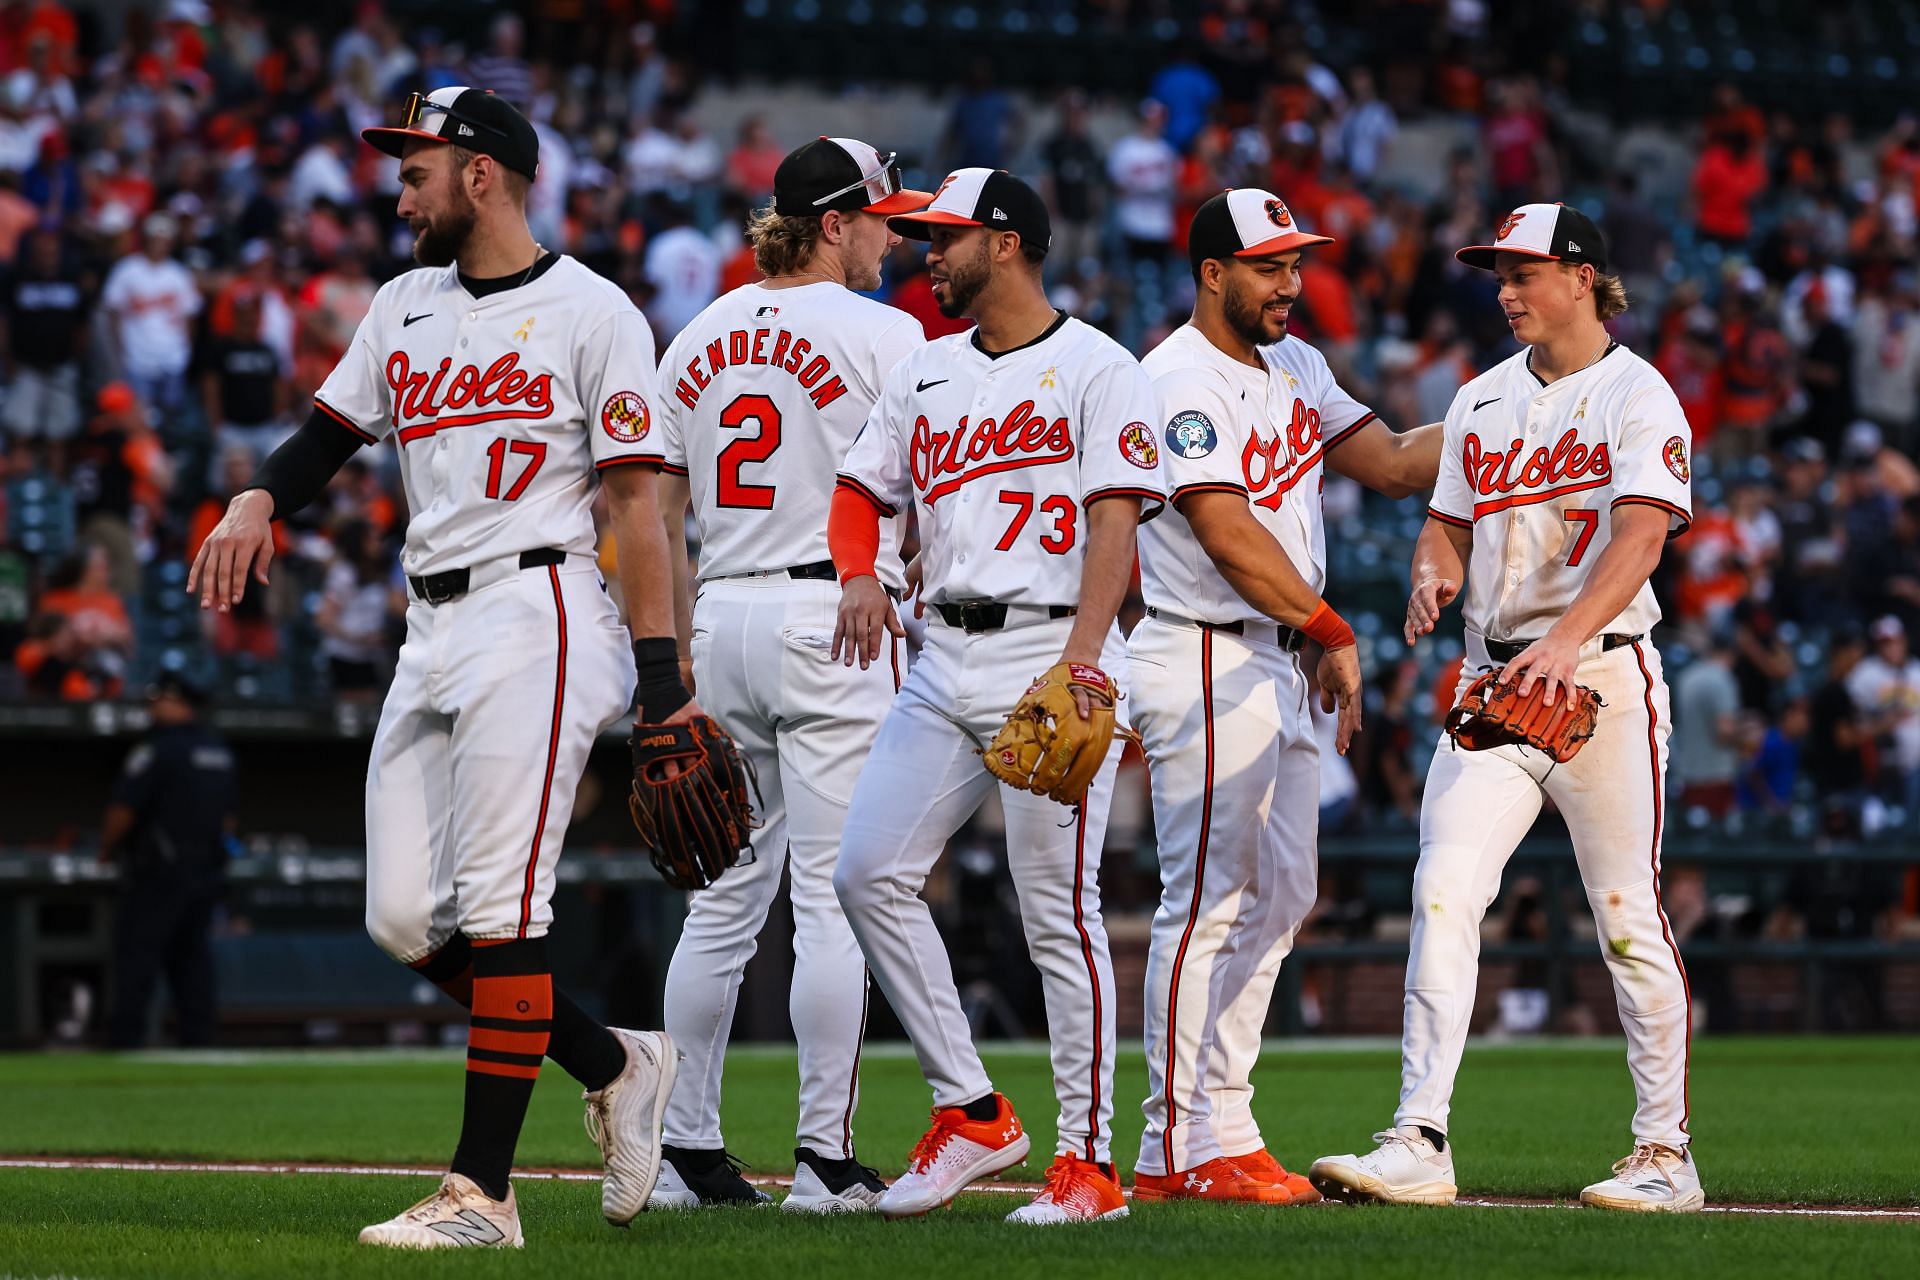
[{"xmin": 5, "ymin": 1155, "xmax": 1915, "ymax": 1220}]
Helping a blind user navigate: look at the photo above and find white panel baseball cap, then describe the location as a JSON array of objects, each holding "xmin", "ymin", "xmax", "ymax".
[
  {"xmin": 1187, "ymin": 188, "xmax": 1334, "ymax": 274},
  {"xmin": 1456, "ymin": 202, "xmax": 1609, "ymax": 271}
]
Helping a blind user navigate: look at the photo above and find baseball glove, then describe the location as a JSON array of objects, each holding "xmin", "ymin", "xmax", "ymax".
[
  {"xmin": 981, "ymin": 661, "xmax": 1122, "ymax": 806},
  {"xmin": 1444, "ymin": 671, "xmax": 1603, "ymax": 763},
  {"xmin": 628, "ymin": 716, "xmax": 760, "ymax": 890}
]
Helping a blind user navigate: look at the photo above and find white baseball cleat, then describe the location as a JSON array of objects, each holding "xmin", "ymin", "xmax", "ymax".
[
  {"xmin": 781, "ymin": 1147, "xmax": 887, "ymax": 1214},
  {"xmin": 583, "ymin": 1027, "xmax": 678, "ymax": 1226},
  {"xmin": 357, "ymin": 1173, "xmax": 523, "ymax": 1249},
  {"xmin": 1004, "ymin": 1154, "xmax": 1129, "ymax": 1225},
  {"xmin": 876, "ymin": 1094, "xmax": 1032, "ymax": 1218},
  {"xmin": 1309, "ymin": 1127, "xmax": 1458, "ymax": 1206},
  {"xmin": 1579, "ymin": 1143, "xmax": 1705, "ymax": 1213}
]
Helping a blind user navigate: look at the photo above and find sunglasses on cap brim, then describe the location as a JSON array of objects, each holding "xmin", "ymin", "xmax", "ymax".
[
  {"xmin": 813, "ymin": 150, "xmax": 905, "ymax": 209},
  {"xmin": 398, "ymin": 90, "xmax": 510, "ymax": 143}
]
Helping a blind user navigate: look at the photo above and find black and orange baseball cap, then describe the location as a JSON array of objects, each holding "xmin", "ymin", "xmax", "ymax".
[
  {"xmin": 887, "ymin": 167, "xmax": 1052, "ymax": 255},
  {"xmin": 1456, "ymin": 202, "xmax": 1608, "ymax": 271},
  {"xmin": 363, "ymin": 87, "xmax": 539, "ymax": 181},
  {"xmin": 772, "ymin": 138, "xmax": 931, "ymax": 217},
  {"xmin": 1186, "ymin": 188, "xmax": 1334, "ymax": 274}
]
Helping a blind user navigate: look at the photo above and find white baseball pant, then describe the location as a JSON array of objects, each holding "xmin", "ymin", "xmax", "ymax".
[
  {"xmin": 364, "ymin": 558, "xmax": 636, "ymax": 962},
  {"xmin": 834, "ymin": 610, "xmax": 1123, "ymax": 1163},
  {"xmin": 1128, "ymin": 614, "xmax": 1320, "ymax": 1176},
  {"xmin": 1400, "ymin": 635, "xmax": 1692, "ymax": 1148},
  {"xmin": 662, "ymin": 574, "xmax": 901, "ymax": 1157}
]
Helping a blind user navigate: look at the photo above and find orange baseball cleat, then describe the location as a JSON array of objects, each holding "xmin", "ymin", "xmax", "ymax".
[
  {"xmin": 876, "ymin": 1093, "xmax": 1031, "ymax": 1218},
  {"xmin": 1006, "ymin": 1153, "xmax": 1130, "ymax": 1224},
  {"xmin": 1232, "ymin": 1147, "xmax": 1322, "ymax": 1203},
  {"xmin": 1132, "ymin": 1156, "xmax": 1289, "ymax": 1204}
]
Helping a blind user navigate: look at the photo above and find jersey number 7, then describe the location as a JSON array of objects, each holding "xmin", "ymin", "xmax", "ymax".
[
  {"xmin": 1563, "ymin": 508, "xmax": 1599, "ymax": 566},
  {"xmin": 717, "ymin": 393, "xmax": 782, "ymax": 510}
]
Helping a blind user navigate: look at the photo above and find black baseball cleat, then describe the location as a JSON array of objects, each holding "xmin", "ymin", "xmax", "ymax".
[
  {"xmin": 781, "ymin": 1146, "xmax": 887, "ymax": 1214},
  {"xmin": 646, "ymin": 1145, "xmax": 772, "ymax": 1208}
]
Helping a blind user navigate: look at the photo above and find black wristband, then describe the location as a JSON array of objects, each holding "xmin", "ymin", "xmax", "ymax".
[{"xmin": 633, "ymin": 635, "xmax": 691, "ymax": 722}]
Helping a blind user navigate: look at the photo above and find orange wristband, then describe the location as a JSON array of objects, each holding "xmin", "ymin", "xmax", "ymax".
[{"xmin": 1302, "ymin": 600, "xmax": 1355, "ymax": 650}]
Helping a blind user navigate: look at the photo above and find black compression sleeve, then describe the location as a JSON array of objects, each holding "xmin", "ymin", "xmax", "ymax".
[{"xmin": 247, "ymin": 408, "xmax": 368, "ymax": 517}]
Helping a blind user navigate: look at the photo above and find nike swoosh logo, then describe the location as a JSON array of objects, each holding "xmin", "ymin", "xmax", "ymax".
[
  {"xmin": 404, "ymin": 313, "xmax": 432, "ymax": 327},
  {"xmin": 916, "ymin": 378, "xmax": 949, "ymax": 392},
  {"xmin": 1472, "ymin": 397, "xmax": 1500, "ymax": 411}
]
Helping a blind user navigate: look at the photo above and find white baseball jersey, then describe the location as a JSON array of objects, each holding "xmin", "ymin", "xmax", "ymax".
[
  {"xmin": 837, "ymin": 313, "xmax": 1165, "ymax": 607},
  {"xmin": 656, "ymin": 281, "xmax": 924, "ymax": 585},
  {"xmin": 1427, "ymin": 342, "xmax": 1693, "ymax": 642},
  {"xmin": 1138, "ymin": 324, "xmax": 1376, "ymax": 621},
  {"xmin": 313, "ymin": 254, "xmax": 661, "ymax": 577}
]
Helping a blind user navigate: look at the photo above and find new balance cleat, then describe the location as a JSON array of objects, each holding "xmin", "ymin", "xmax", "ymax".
[
  {"xmin": 358, "ymin": 1173, "xmax": 523, "ymax": 1249},
  {"xmin": 1579, "ymin": 1143, "xmax": 1704, "ymax": 1213}
]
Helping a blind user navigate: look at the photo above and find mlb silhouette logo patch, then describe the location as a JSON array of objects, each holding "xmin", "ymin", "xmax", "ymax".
[{"xmin": 601, "ymin": 390, "xmax": 651, "ymax": 443}]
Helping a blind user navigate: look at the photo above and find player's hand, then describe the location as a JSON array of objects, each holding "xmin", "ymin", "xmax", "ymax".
[
  {"xmin": 678, "ymin": 658, "xmax": 696, "ymax": 698},
  {"xmin": 1317, "ymin": 642, "xmax": 1363, "ymax": 755},
  {"xmin": 831, "ymin": 574, "xmax": 903, "ymax": 668},
  {"xmin": 1501, "ymin": 632, "xmax": 1582, "ymax": 707},
  {"xmin": 902, "ymin": 552, "xmax": 926, "ymax": 619},
  {"xmin": 1404, "ymin": 577, "xmax": 1460, "ymax": 645},
  {"xmin": 188, "ymin": 489, "xmax": 277, "ymax": 612}
]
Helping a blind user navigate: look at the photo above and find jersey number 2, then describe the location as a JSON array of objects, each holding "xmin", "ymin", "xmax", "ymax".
[
  {"xmin": 717, "ymin": 393, "xmax": 781, "ymax": 510},
  {"xmin": 484, "ymin": 438, "xmax": 546, "ymax": 501},
  {"xmin": 1564, "ymin": 508, "xmax": 1599, "ymax": 566}
]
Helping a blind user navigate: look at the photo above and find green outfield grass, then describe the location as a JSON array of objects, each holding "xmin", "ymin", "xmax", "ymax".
[{"xmin": 1, "ymin": 1038, "xmax": 1915, "ymax": 1278}]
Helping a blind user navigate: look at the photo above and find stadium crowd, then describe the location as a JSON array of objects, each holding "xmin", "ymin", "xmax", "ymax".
[{"xmin": 1, "ymin": 0, "xmax": 1918, "ymax": 881}]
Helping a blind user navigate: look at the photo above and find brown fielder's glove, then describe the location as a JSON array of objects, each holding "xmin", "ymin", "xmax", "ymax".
[
  {"xmin": 981, "ymin": 662, "xmax": 1122, "ymax": 805},
  {"xmin": 1444, "ymin": 671, "xmax": 1603, "ymax": 763},
  {"xmin": 628, "ymin": 716, "xmax": 760, "ymax": 889}
]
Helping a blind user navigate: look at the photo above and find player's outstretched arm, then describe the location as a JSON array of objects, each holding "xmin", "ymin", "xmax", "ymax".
[
  {"xmin": 1055, "ymin": 496, "xmax": 1143, "ymax": 719},
  {"xmin": 1500, "ymin": 503, "xmax": 1668, "ymax": 704},
  {"xmin": 1325, "ymin": 419, "xmax": 1445, "ymax": 498},
  {"xmin": 1406, "ymin": 516, "xmax": 1471, "ymax": 645},
  {"xmin": 603, "ymin": 464, "xmax": 702, "ymax": 725}
]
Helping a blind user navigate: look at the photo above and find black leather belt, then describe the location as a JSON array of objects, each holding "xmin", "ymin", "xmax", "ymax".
[
  {"xmin": 1484, "ymin": 632, "xmax": 1642, "ymax": 664},
  {"xmin": 785, "ymin": 560, "xmax": 836, "ymax": 581},
  {"xmin": 935, "ymin": 602, "xmax": 1076, "ymax": 633},
  {"xmin": 1146, "ymin": 606, "xmax": 1306, "ymax": 653},
  {"xmin": 409, "ymin": 548, "xmax": 567, "ymax": 605}
]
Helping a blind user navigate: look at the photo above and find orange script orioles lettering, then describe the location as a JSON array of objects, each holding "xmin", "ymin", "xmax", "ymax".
[
  {"xmin": 385, "ymin": 351, "xmax": 556, "ymax": 442},
  {"xmin": 1243, "ymin": 397, "xmax": 1322, "ymax": 510},
  {"xmin": 911, "ymin": 400, "xmax": 1075, "ymax": 503}
]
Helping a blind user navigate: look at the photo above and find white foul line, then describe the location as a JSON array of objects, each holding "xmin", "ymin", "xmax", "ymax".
[{"xmin": 2, "ymin": 1157, "xmax": 1915, "ymax": 1220}]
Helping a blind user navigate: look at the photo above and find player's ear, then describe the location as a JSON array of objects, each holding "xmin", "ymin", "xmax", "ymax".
[{"xmin": 819, "ymin": 209, "xmax": 845, "ymax": 245}]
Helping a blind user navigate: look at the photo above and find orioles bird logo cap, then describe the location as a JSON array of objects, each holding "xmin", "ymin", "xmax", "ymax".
[{"xmin": 1456, "ymin": 202, "xmax": 1608, "ymax": 272}]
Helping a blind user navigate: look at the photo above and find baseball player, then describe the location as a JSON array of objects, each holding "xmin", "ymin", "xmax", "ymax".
[
  {"xmin": 1310, "ymin": 204, "xmax": 1702, "ymax": 1212},
  {"xmin": 828, "ymin": 168, "xmax": 1164, "ymax": 1225},
  {"xmin": 1130, "ymin": 190, "xmax": 1441, "ymax": 1204},
  {"xmin": 189, "ymin": 88, "xmax": 693, "ymax": 1247},
  {"xmin": 648, "ymin": 137, "xmax": 928, "ymax": 1212}
]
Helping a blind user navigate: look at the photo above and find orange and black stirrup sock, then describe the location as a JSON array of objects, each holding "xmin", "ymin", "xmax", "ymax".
[
  {"xmin": 449, "ymin": 937, "xmax": 552, "ymax": 1201},
  {"xmin": 410, "ymin": 935, "xmax": 624, "ymax": 1091}
]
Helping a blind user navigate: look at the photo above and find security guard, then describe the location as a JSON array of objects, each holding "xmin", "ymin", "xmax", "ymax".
[{"xmin": 101, "ymin": 673, "xmax": 237, "ymax": 1048}]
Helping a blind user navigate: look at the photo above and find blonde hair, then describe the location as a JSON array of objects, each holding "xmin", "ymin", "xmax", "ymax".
[
  {"xmin": 746, "ymin": 201, "xmax": 825, "ymax": 277},
  {"xmin": 1593, "ymin": 271, "xmax": 1629, "ymax": 321}
]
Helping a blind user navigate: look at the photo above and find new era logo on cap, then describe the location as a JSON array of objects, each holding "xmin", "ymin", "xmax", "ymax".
[
  {"xmin": 1458, "ymin": 203, "xmax": 1608, "ymax": 272},
  {"xmin": 888, "ymin": 167, "xmax": 1052, "ymax": 254}
]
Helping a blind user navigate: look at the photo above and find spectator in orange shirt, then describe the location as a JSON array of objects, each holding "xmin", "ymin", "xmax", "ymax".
[
  {"xmin": 725, "ymin": 116, "xmax": 785, "ymax": 201},
  {"xmin": 1655, "ymin": 309, "xmax": 1725, "ymax": 448},
  {"xmin": 68, "ymin": 382, "xmax": 170, "ymax": 599},
  {"xmin": 1692, "ymin": 127, "xmax": 1768, "ymax": 250}
]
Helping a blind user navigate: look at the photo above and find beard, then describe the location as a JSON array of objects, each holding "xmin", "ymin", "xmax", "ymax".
[
  {"xmin": 1223, "ymin": 283, "xmax": 1290, "ymax": 347},
  {"xmin": 845, "ymin": 249, "xmax": 883, "ymax": 293},
  {"xmin": 935, "ymin": 252, "xmax": 990, "ymax": 318},
  {"xmin": 412, "ymin": 185, "xmax": 478, "ymax": 267}
]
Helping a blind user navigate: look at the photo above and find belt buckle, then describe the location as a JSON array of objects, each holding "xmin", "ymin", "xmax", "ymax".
[
  {"xmin": 960, "ymin": 603, "xmax": 991, "ymax": 633},
  {"xmin": 421, "ymin": 576, "xmax": 458, "ymax": 605}
]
